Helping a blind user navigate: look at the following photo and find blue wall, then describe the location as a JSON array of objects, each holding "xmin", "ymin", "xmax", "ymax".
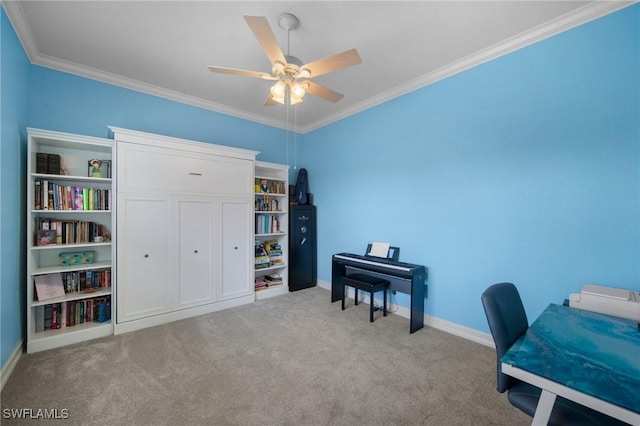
[
  {"xmin": 303, "ymin": 5, "xmax": 640, "ymax": 331},
  {"xmin": 1, "ymin": 8, "xmax": 29, "ymax": 370}
]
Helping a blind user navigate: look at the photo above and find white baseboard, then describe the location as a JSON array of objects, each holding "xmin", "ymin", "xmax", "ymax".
[
  {"xmin": 317, "ymin": 279, "xmax": 494, "ymax": 348},
  {"xmin": 1, "ymin": 340, "xmax": 23, "ymax": 391}
]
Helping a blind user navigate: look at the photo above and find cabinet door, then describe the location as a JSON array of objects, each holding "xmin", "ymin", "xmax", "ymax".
[
  {"xmin": 175, "ymin": 198, "xmax": 216, "ymax": 309},
  {"xmin": 117, "ymin": 196, "xmax": 172, "ymax": 322},
  {"xmin": 219, "ymin": 200, "xmax": 252, "ymax": 300}
]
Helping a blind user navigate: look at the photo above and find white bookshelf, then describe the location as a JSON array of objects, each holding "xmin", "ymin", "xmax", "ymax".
[
  {"xmin": 26, "ymin": 128, "xmax": 114, "ymax": 353},
  {"xmin": 254, "ymin": 161, "xmax": 289, "ymax": 299}
]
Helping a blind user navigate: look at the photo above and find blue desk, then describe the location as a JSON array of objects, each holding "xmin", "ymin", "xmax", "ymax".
[{"xmin": 501, "ymin": 303, "xmax": 640, "ymax": 425}]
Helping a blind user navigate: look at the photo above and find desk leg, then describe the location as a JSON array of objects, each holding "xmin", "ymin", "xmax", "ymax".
[{"xmin": 532, "ymin": 389, "xmax": 556, "ymax": 426}]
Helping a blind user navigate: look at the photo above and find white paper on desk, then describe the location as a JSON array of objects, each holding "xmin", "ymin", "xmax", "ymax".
[
  {"xmin": 368, "ymin": 242, "xmax": 390, "ymax": 258},
  {"xmin": 34, "ymin": 273, "xmax": 66, "ymax": 301}
]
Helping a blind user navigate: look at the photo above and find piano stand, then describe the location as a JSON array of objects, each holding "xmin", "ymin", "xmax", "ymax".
[
  {"xmin": 342, "ymin": 273, "xmax": 389, "ymax": 322},
  {"xmin": 332, "ymin": 253, "xmax": 427, "ymax": 333}
]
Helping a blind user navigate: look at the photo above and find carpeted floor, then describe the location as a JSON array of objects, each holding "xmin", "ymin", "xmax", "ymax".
[{"xmin": 1, "ymin": 286, "xmax": 530, "ymax": 425}]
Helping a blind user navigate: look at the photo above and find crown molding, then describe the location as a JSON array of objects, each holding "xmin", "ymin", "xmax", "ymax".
[
  {"xmin": 33, "ymin": 52, "xmax": 290, "ymax": 131},
  {"xmin": 301, "ymin": 1, "xmax": 635, "ymax": 133},
  {"xmin": 3, "ymin": 1, "xmax": 635, "ymax": 134},
  {"xmin": 2, "ymin": 0, "xmax": 39, "ymax": 62}
]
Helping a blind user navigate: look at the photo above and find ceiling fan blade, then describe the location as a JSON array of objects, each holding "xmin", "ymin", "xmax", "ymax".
[
  {"xmin": 304, "ymin": 81, "xmax": 344, "ymax": 103},
  {"xmin": 301, "ymin": 48, "xmax": 361, "ymax": 78},
  {"xmin": 207, "ymin": 65, "xmax": 275, "ymax": 80},
  {"xmin": 244, "ymin": 16, "xmax": 287, "ymax": 66}
]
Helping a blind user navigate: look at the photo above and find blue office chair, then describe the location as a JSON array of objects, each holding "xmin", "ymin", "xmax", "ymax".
[{"xmin": 481, "ymin": 282, "xmax": 629, "ymax": 426}]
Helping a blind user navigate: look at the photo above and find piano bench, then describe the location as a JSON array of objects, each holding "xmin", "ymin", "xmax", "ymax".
[{"xmin": 342, "ymin": 273, "xmax": 390, "ymax": 322}]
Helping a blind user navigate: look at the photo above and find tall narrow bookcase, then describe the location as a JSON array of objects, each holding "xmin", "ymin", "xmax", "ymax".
[
  {"xmin": 26, "ymin": 128, "xmax": 115, "ymax": 353},
  {"xmin": 254, "ymin": 161, "xmax": 289, "ymax": 299}
]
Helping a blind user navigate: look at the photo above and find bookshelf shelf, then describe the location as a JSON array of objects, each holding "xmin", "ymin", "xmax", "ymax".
[
  {"xmin": 31, "ymin": 242, "xmax": 111, "ymax": 251},
  {"xmin": 255, "ymin": 263, "xmax": 287, "ymax": 272},
  {"xmin": 254, "ymin": 161, "xmax": 289, "ymax": 300},
  {"xmin": 31, "ymin": 260, "xmax": 112, "ymax": 276},
  {"xmin": 30, "ymin": 320, "xmax": 112, "ymax": 339},
  {"xmin": 27, "ymin": 321, "xmax": 113, "ymax": 353},
  {"xmin": 26, "ymin": 128, "xmax": 114, "ymax": 353},
  {"xmin": 31, "ymin": 287, "xmax": 113, "ymax": 307},
  {"xmin": 254, "ymin": 192, "xmax": 287, "ymax": 197},
  {"xmin": 32, "ymin": 172, "xmax": 112, "ymax": 184}
]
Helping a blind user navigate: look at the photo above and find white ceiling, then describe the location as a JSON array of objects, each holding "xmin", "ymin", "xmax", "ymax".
[{"xmin": 3, "ymin": 1, "xmax": 632, "ymax": 133}]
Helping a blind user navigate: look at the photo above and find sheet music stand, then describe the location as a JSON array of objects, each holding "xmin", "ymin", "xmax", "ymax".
[{"xmin": 365, "ymin": 244, "xmax": 400, "ymax": 262}]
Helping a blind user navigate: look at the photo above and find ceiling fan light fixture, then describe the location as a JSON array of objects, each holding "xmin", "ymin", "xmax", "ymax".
[
  {"xmin": 270, "ymin": 95, "xmax": 285, "ymax": 105},
  {"xmin": 271, "ymin": 80, "xmax": 286, "ymax": 96},
  {"xmin": 289, "ymin": 93, "xmax": 304, "ymax": 105},
  {"xmin": 290, "ymin": 81, "xmax": 307, "ymax": 98}
]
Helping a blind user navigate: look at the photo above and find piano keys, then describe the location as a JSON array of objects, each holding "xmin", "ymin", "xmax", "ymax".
[{"xmin": 332, "ymin": 252, "xmax": 427, "ymax": 333}]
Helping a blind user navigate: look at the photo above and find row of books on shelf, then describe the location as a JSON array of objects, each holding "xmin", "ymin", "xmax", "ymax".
[
  {"xmin": 34, "ymin": 217, "xmax": 110, "ymax": 246},
  {"xmin": 255, "ymin": 197, "xmax": 281, "ymax": 212},
  {"xmin": 255, "ymin": 240, "xmax": 284, "ymax": 269},
  {"xmin": 254, "ymin": 274, "xmax": 283, "ymax": 291},
  {"xmin": 34, "ymin": 179, "xmax": 111, "ymax": 211},
  {"xmin": 59, "ymin": 269, "xmax": 111, "ymax": 294},
  {"xmin": 256, "ymin": 214, "xmax": 282, "ymax": 235},
  {"xmin": 34, "ymin": 296, "xmax": 111, "ymax": 332},
  {"xmin": 34, "ymin": 270, "xmax": 111, "ymax": 301}
]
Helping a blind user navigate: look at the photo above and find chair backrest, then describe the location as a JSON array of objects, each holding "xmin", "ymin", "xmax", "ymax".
[{"xmin": 481, "ymin": 282, "xmax": 529, "ymax": 393}]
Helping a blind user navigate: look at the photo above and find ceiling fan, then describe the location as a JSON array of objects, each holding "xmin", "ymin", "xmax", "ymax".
[{"xmin": 207, "ymin": 13, "xmax": 362, "ymax": 106}]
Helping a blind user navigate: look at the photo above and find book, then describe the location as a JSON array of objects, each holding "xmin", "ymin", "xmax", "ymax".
[
  {"xmin": 54, "ymin": 221, "xmax": 62, "ymax": 245},
  {"xmin": 34, "ymin": 273, "xmax": 66, "ymax": 301},
  {"xmin": 36, "ymin": 229, "xmax": 57, "ymax": 246},
  {"xmin": 47, "ymin": 154, "xmax": 61, "ymax": 175},
  {"xmin": 264, "ymin": 273, "xmax": 283, "ymax": 285},
  {"xmin": 44, "ymin": 305, "xmax": 52, "ymax": 330},
  {"xmin": 73, "ymin": 186, "xmax": 83, "ymax": 210},
  {"xmin": 35, "ymin": 305, "xmax": 45, "ymax": 332},
  {"xmin": 42, "ymin": 180, "xmax": 49, "ymax": 210},
  {"xmin": 34, "ymin": 180, "xmax": 42, "ymax": 209},
  {"xmin": 36, "ymin": 152, "xmax": 48, "ymax": 173},
  {"xmin": 51, "ymin": 303, "xmax": 59, "ymax": 329},
  {"xmin": 254, "ymin": 278, "xmax": 268, "ymax": 291}
]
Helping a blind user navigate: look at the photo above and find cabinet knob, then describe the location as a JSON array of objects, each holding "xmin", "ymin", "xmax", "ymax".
[
  {"xmin": 234, "ymin": 246, "xmax": 238, "ymax": 250},
  {"xmin": 144, "ymin": 254, "xmax": 149, "ymax": 258},
  {"xmin": 194, "ymin": 250, "xmax": 198, "ymax": 253}
]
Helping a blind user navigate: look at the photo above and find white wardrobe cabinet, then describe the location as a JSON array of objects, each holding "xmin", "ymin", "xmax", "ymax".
[
  {"xmin": 220, "ymin": 199, "xmax": 253, "ymax": 300},
  {"xmin": 176, "ymin": 198, "xmax": 216, "ymax": 309},
  {"xmin": 117, "ymin": 195, "xmax": 172, "ymax": 322},
  {"xmin": 111, "ymin": 127, "xmax": 257, "ymax": 334}
]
